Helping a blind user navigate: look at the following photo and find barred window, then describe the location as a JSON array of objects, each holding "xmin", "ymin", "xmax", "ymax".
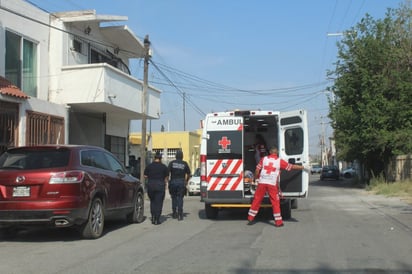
[{"xmin": 152, "ymin": 148, "xmax": 180, "ymax": 163}]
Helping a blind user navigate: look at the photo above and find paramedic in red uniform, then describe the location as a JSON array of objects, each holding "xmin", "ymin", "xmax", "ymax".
[{"xmin": 247, "ymin": 146, "xmax": 308, "ymax": 227}]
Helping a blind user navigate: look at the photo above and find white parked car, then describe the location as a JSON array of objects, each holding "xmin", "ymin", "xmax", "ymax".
[
  {"xmin": 341, "ymin": 167, "xmax": 356, "ymax": 178},
  {"xmin": 187, "ymin": 168, "xmax": 201, "ymax": 196},
  {"xmin": 310, "ymin": 164, "xmax": 322, "ymax": 174}
]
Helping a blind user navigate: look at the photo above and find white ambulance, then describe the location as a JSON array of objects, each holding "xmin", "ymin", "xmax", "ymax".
[{"xmin": 199, "ymin": 109, "xmax": 309, "ymax": 219}]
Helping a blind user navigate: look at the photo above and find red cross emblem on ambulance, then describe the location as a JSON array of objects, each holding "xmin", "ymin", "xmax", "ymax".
[{"xmin": 218, "ymin": 136, "xmax": 231, "ymax": 153}]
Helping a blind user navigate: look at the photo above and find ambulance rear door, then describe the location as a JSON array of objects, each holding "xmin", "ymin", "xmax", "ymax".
[
  {"xmin": 279, "ymin": 109, "xmax": 309, "ymax": 197},
  {"xmin": 205, "ymin": 115, "xmax": 244, "ymax": 201}
]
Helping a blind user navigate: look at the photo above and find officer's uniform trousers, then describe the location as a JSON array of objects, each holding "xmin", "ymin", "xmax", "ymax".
[
  {"xmin": 147, "ymin": 181, "xmax": 165, "ymax": 219},
  {"xmin": 169, "ymin": 178, "xmax": 186, "ymax": 214}
]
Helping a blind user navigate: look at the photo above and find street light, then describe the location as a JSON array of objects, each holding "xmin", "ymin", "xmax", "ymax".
[{"xmin": 326, "ymin": 32, "xmax": 344, "ymax": 37}]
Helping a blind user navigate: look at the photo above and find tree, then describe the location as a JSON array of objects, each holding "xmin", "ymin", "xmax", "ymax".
[{"xmin": 327, "ymin": 2, "xmax": 412, "ymax": 181}]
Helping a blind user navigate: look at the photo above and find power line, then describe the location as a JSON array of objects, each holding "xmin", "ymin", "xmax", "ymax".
[
  {"xmin": 147, "ymin": 57, "xmax": 329, "ymax": 117},
  {"xmin": 154, "ymin": 62, "xmax": 330, "ymax": 94},
  {"xmin": 149, "ymin": 60, "xmax": 206, "ymax": 117},
  {"xmin": 149, "ymin": 77, "xmax": 330, "ymax": 96}
]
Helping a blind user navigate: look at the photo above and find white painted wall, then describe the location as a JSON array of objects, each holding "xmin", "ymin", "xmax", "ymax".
[
  {"xmin": 0, "ymin": 0, "xmax": 49, "ymax": 98},
  {"xmin": 106, "ymin": 114, "xmax": 129, "ymax": 137}
]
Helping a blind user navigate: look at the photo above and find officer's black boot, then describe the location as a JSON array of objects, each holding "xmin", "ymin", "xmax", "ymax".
[
  {"xmin": 151, "ymin": 216, "xmax": 155, "ymax": 224},
  {"xmin": 178, "ymin": 212, "xmax": 183, "ymax": 221},
  {"xmin": 172, "ymin": 211, "xmax": 178, "ymax": 219},
  {"xmin": 154, "ymin": 215, "xmax": 161, "ymax": 225}
]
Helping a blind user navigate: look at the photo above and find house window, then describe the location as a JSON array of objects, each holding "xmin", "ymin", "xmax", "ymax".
[
  {"xmin": 73, "ymin": 39, "xmax": 83, "ymax": 53},
  {"xmin": 105, "ymin": 135, "xmax": 126, "ymax": 165},
  {"xmin": 5, "ymin": 30, "xmax": 38, "ymax": 97},
  {"xmin": 26, "ymin": 111, "xmax": 65, "ymax": 145}
]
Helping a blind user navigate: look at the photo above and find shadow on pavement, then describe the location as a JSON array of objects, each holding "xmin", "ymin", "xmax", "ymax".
[
  {"xmin": 0, "ymin": 218, "xmax": 141, "ymax": 242},
  {"xmin": 310, "ymin": 177, "xmax": 365, "ymax": 189}
]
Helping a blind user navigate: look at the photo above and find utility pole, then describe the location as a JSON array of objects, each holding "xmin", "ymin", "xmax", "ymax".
[
  {"xmin": 140, "ymin": 35, "xmax": 151, "ymax": 184},
  {"xmin": 318, "ymin": 116, "xmax": 324, "ymax": 166},
  {"xmin": 183, "ymin": 92, "xmax": 186, "ymax": 131},
  {"xmin": 320, "ymin": 116, "xmax": 328, "ymax": 166}
]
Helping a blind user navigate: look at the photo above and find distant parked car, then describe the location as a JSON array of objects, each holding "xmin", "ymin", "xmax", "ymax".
[
  {"xmin": 341, "ymin": 167, "xmax": 356, "ymax": 178},
  {"xmin": 320, "ymin": 165, "xmax": 340, "ymax": 181},
  {"xmin": 0, "ymin": 145, "xmax": 145, "ymax": 239},
  {"xmin": 310, "ymin": 164, "xmax": 322, "ymax": 174},
  {"xmin": 187, "ymin": 167, "xmax": 200, "ymax": 196}
]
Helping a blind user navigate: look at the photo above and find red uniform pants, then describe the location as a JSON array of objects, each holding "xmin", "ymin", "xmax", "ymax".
[{"xmin": 247, "ymin": 183, "xmax": 283, "ymax": 226}]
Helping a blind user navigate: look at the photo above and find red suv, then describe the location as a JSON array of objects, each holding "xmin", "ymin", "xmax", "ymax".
[{"xmin": 0, "ymin": 145, "xmax": 145, "ymax": 239}]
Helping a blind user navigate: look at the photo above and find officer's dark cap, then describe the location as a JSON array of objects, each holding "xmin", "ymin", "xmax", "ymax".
[
  {"xmin": 154, "ymin": 151, "xmax": 162, "ymax": 159},
  {"xmin": 176, "ymin": 150, "xmax": 183, "ymax": 160}
]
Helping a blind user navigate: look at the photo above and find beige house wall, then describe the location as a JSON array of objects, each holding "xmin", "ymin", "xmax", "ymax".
[{"xmin": 129, "ymin": 130, "xmax": 202, "ymax": 173}]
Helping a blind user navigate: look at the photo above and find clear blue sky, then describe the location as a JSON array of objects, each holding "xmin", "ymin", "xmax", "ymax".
[{"xmin": 27, "ymin": 0, "xmax": 405, "ymax": 156}]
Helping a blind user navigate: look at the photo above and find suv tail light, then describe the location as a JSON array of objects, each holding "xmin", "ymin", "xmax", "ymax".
[{"xmin": 49, "ymin": 171, "xmax": 85, "ymax": 184}]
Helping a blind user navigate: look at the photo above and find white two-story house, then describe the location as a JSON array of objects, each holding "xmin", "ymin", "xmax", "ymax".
[{"xmin": 0, "ymin": 0, "xmax": 161, "ymax": 164}]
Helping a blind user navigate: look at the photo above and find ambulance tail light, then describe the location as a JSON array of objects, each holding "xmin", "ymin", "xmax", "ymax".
[{"xmin": 200, "ymin": 154, "xmax": 207, "ymax": 182}]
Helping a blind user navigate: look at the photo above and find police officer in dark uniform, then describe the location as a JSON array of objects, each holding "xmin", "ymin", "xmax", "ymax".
[
  {"xmin": 144, "ymin": 151, "xmax": 169, "ymax": 225},
  {"xmin": 168, "ymin": 150, "xmax": 191, "ymax": 221}
]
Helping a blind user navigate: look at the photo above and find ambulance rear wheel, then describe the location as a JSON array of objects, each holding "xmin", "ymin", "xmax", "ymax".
[
  {"xmin": 280, "ymin": 199, "xmax": 292, "ymax": 220},
  {"xmin": 205, "ymin": 203, "xmax": 218, "ymax": 219}
]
